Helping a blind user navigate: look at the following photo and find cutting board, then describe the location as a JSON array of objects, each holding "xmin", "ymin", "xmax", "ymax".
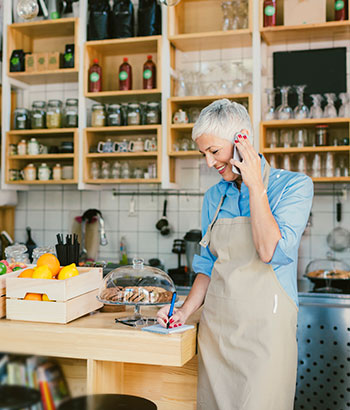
[{"xmin": 72, "ymin": 217, "xmax": 100, "ymax": 261}]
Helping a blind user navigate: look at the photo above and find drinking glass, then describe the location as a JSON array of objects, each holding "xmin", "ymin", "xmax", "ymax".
[
  {"xmin": 231, "ymin": 62, "xmax": 244, "ymax": 94},
  {"xmin": 276, "ymin": 86, "xmax": 293, "ymax": 120},
  {"xmin": 280, "ymin": 128, "xmax": 293, "ymax": 148},
  {"xmin": 101, "ymin": 161, "xmax": 111, "ymax": 179},
  {"xmin": 282, "ymin": 155, "xmax": 291, "ymax": 171},
  {"xmin": 324, "ymin": 93, "xmax": 337, "ymax": 118},
  {"xmin": 221, "ymin": 1, "xmax": 234, "ymax": 30},
  {"xmin": 311, "ymin": 154, "xmax": 322, "ymax": 178},
  {"xmin": 266, "ymin": 129, "xmax": 279, "ymax": 148},
  {"xmin": 310, "ymin": 94, "xmax": 324, "ymax": 119},
  {"xmin": 294, "ymin": 85, "xmax": 309, "ymax": 119},
  {"xmin": 264, "ymin": 88, "xmax": 276, "ymax": 120},
  {"xmin": 338, "ymin": 93, "xmax": 350, "ymax": 117},
  {"xmin": 175, "ymin": 70, "xmax": 186, "ymax": 97},
  {"xmin": 324, "ymin": 152, "xmax": 335, "ymax": 177},
  {"xmin": 296, "ymin": 154, "xmax": 307, "ymax": 174},
  {"xmin": 293, "ymin": 128, "xmax": 307, "ymax": 148},
  {"xmin": 268, "ymin": 154, "xmax": 278, "ymax": 168}
]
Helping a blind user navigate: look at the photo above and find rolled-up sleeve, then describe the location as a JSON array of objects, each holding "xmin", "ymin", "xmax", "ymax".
[
  {"xmin": 268, "ymin": 174, "xmax": 313, "ymax": 266},
  {"xmin": 192, "ymin": 193, "xmax": 217, "ymax": 277}
]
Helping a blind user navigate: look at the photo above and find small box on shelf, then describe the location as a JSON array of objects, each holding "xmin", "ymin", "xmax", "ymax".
[
  {"xmin": 284, "ymin": 0, "xmax": 326, "ymax": 26},
  {"xmin": 36, "ymin": 53, "xmax": 49, "ymax": 71},
  {"xmin": 25, "ymin": 54, "xmax": 36, "ymax": 73},
  {"xmin": 48, "ymin": 52, "xmax": 60, "ymax": 70}
]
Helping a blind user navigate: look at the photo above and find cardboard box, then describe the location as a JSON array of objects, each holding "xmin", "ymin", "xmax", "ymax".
[
  {"xmin": 48, "ymin": 51, "xmax": 60, "ymax": 70},
  {"xmin": 36, "ymin": 52, "xmax": 48, "ymax": 71},
  {"xmin": 25, "ymin": 54, "xmax": 36, "ymax": 72},
  {"xmin": 284, "ymin": 0, "xmax": 326, "ymax": 26},
  {"xmin": 6, "ymin": 267, "xmax": 103, "ymax": 323}
]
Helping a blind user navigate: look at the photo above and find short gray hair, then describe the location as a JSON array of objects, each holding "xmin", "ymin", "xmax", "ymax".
[{"xmin": 191, "ymin": 99, "xmax": 252, "ymax": 143}]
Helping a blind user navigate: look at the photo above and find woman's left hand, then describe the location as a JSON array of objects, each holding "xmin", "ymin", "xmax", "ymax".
[{"xmin": 230, "ymin": 133, "xmax": 264, "ymax": 191}]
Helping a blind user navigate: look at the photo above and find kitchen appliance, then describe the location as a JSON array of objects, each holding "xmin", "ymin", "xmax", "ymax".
[
  {"xmin": 184, "ymin": 229, "xmax": 201, "ymax": 275},
  {"xmin": 97, "ymin": 257, "xmax": 176, "ymax": 326},
  {"xmin": 168, "ymin": 239, "xmax": 188, "ymax": 286}
]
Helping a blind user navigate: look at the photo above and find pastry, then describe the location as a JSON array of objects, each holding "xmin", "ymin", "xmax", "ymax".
[{"xmin": 100, "ymin": 285, "xmax": 173, "ymax": 303}]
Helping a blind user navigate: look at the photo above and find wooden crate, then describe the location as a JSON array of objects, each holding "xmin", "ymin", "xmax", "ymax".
[
  {"xmin": 6, "ymin": 267, "xmax": 103, "ymax": 324},
  {"xmin": 0, "ymin": 270, "xmax": 22, "ymax": 318}
]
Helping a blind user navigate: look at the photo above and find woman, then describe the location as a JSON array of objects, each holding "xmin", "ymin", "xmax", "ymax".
[{"xmin": 157, "ymin": 99, "xmax": 313, "ymax": 410}]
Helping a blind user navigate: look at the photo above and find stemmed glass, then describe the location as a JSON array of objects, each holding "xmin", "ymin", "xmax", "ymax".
[
  {"xmin": 175, "ymin": 70, "xmax": 186, "ymax": 97},
  {"xmin": 338, "ymin": 93, "xmax": 350, "ymax": 117},
  {"xmin": 264, "ymin": 88, "xmax": 276, "ymax": 120},
  {"xmin": 294, "ymin": 85, "xmax": 309, "ymax": 119},
  {"xmin": 231, "ymin": 62, "xmax": 244, "ymax": 94},
  {"xmin": 276, "ymin": 86, "xmax": 293, "ymax": 120},
  {"xmin": 310, "ymin": 94, "xmax": 324, "ymax": 119},
  {"xmin": 218, "ymin": 62, "xmax": 231, "ymax": 95},
  {"xmin": 221, "ymin": 1, "xmax": 234, "ymax": 31},
  {"xmin": 324, "ymin": 93, "xmax": 337, "ymax": 118}
]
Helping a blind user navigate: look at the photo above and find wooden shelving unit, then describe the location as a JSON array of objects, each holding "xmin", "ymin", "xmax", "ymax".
[
  {"xmin": 6, "ymin": 129, "xmax": 79, "ymax": 185},
  {"xmin": 260, "ymin": 119, "xmax": 350, "ymax": 182},
  {"xmin": 7, "ymin": 18, "xmax": 79, "ymax": 84},
  {"xmin": 83, "ymin": 125, "xmax": 162, "ymax": 184},
  {"xmin": 168, "ymin": 0, "xmax": 253, "ymax": 51},
  {"xmin": 84, "ymin": 36, "xmax": 162, "ymax": 97}
]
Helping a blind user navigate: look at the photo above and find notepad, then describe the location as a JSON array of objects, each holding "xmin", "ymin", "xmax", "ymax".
[{"xmin": 142, "ymin": 324, "xmax": 194, "ymax": 335}]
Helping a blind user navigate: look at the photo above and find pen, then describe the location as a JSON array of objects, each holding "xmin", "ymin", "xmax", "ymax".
[{"xmin": 167, "ymin": 291, "xmax": 177, "ymax": 329}]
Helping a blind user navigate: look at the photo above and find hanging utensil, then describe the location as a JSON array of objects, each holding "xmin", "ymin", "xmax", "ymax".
[
  {"xmin": 156, "ymin": 199, "xmax": 170, "ymax": 236},
  {"xmin": 326, "ymin": 201, "xmax": 350, "ymax": 252}
]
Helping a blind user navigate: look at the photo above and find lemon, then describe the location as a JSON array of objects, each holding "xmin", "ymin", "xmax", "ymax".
[
  {"xmin": 58, "ymin": 263, "xmax": 79, "ymax": 280},
  {"xmin": 32, "ymin": 265, "xmax": 53, "ymax": 279},
  {"xmin": 42, "ymin": 294, "xmax": 53, "ymax": 302}
]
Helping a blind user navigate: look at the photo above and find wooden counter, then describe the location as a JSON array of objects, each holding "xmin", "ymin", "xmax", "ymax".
[{"xmin": 0, "ymin": 307, "xmax": 199, "ymax": 409}]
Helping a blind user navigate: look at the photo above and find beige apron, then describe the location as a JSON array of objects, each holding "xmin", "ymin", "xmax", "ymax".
[{"xmin": 197, "ymin": 163, "xmax": 298, "ymax": 410}]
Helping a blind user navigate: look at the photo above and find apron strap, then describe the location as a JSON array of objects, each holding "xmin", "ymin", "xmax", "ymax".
[
  {"xmin": 200, "ymin": 195, "xmax": 225, "ymax": 248},
  {"xmin": 200, "ymin": 160, "xmax": 271, "ymax": 249}
]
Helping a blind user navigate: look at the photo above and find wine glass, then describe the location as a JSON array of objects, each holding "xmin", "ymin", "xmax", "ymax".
[
  {"xmin": 294, "ymin": 85, "xmax": 309, "ymax": 119},
  {"xmin": 264, "ymin": 88, "xmax": 276, "ymax": 120},
  {"xmin": 221, "ymin": 1, "xmax": 234, "ymax": 31},
  {"xmin": 324, "ymin": 93, "xmax": 337, "ymax": 118},
  {"xmin": 310, "ymin": 94, "xmax": 324, "ymax": 119},
  {"xmin": 276, "ymin": 86, "xmax": 293, "ymax": 120},
  {"xmin": 231, "ymin": 62, "xmax": 244, "ymax": 94}
]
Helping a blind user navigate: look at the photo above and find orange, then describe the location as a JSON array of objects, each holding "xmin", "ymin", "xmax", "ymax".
[
  {"xmin": 32, "ymin": 265, "xmax": 53, "ymax": 279},
  {"xmin": 24, "ymin": 293, "xmax": 42, "ymax": 301},
  {"xmin": 42, "ymin": 294, "xmax": 53, "ymax": 302},
  {"xmin": 18, "ymin": 268, "xmax": 34, "ymax": 278},
  {"xmin": 57, "ymin": 263, "xmax": 79, "ymax": 280},
  {"xmin": 37, "ymin": 253, "xmax": 60, "ymax": 276}
]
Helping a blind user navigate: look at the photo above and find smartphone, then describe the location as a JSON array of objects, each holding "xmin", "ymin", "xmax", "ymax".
[{"xmin": 231, "ymin": 133, "xmax": 243, "ymax": 174}]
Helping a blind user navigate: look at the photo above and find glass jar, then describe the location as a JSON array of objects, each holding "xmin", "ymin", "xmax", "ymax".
[
  {"xmin": 14, "ymin": 108, "xmax": 30, "ymax": 130},
  {"xmin": 91, "ymin": 104, "xmax": 106, "ymax": 127},
  {"xmin": 53, "ymin": 163, "xmax": 62, "ymax": 180},
  {"xmin": 47, "ymin": 99, "xmax": 63, "ymax": 128},
  {"xmin": 31, "ymin": 101, "xmax": 46, "ymax": 129},
  {"xmin": 5, "ymin": 244, "xmax": 30, "ymax": 264},
  {"xmin": 140, "ymin": 101, "xmax": 148, "ymax": 125},
  {"xmin": 38, "ymin": 163, "xmax": 51, "ymax": 181},
  {"xmin": 32, "ymin": 246, "xmax": 56, "ymax": 264},
  {"xmin": 315, "ymin": 125, "xmax": 329, "ymax": 146},
  {"xmin": 127, "ymin": 103, "xmax": 141, "ymax": 125},
  {"xmin": 146, "ymin": 102, "xmax": 160, "ymax": 125},
  {"xmin": 107, "ymin": 104, "xmax": 122, "ymax": 126},
  {"xmin": 64, "ymin": 98, "xmax": 78, "ymax": 128}
]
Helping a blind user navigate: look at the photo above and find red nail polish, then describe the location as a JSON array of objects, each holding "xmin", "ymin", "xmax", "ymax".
[
  {"xmin": 169, "ymin": 318, "xmax": 174, "ymax": 323},
  {"xmin": 234, "ymin": 139, "xmax": 239, "ymax": 143},
  {"xmin": 174, "ymin": 324, "xmax": 178, "ymax": 327},
  {"xmin": 238, "ymin": 134, "xmax": 242, "ymax": 138},
  {"xmin": 179, "ymin": 323, "xmax": 182, "ymax": 326},
  {"xmin": 243, "ymin": 135, "xmax": 247, "ymax": 139}
]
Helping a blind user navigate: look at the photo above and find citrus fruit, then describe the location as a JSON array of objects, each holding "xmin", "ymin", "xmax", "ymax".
[
  {"xmin": 18, "ymin": 268, "xmax": 34, "ymax": 278},
  {"xmin": 57, "ymin": 263, "xmax": 79, "ymax": 280},
  {"xmin": 37, "ymin": 253, "xmax": 60, "ymax": 276},
  {"xmin": 32, "ymin": 265, "xmax": 53, "ymax": 279},
  {"xmin": 42, "ymin": 294, "xmax": 53, "ymax": 302},
  {"xmin": 0, "ymin": 262, "xmax": 7, "ymax": 275},
  {"xmin": 24, "ymin": 293, "xmax": 42, "ymax": 301}
]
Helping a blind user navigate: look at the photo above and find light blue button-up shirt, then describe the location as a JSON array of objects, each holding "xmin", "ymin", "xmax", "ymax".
[{"xmin": 192, "ymin": 156, "xmax": 314, "ymax": 306}]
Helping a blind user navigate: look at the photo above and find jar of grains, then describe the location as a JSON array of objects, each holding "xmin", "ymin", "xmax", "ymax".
[
  {"xmin": 91, "ymin": 104, "xmax": 106, "ymax": 127},
  {"xmin": 47, "ymin": 99, "xmax": 63, "ymax": 128}
]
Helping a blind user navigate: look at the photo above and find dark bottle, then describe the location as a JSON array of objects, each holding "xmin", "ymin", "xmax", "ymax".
[
  {"xmin": 88, "ymin": 58, "xmax": 102, "ymax": 92},
  {"xmin": 143, "ymin": 55, "xmax": 156, "ymax": 89},
  {"xmin": 63, "ymin": 44, "xmax": 75, "ymax": 69},
  {"xmin": 335, "ymin": 0, "xmax": 348, "ymax": 20},
  {"xmin": 119, "ymin": 57, "xmax": 132, "ymax": 91},
  {"xmin": 25, "ymin": 227, "xmax": 37, "ymax": 263},
  {"xmin": 9, "ymin": 49, "xmax": 25, "ymax": 72},
  {"xmin": 263, "ymin": 0, "xmax": 276, "ymax": 27}
]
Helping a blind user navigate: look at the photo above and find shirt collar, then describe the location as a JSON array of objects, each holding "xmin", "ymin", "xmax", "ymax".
[{"xmin": 217, "ymin": 154, "xmax": 266, "ymax": 196}]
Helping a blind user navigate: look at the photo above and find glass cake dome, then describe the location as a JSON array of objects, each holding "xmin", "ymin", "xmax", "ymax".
[{"xmin": 98, "ymin": 257, "xmax": 177, "ymax": 326}]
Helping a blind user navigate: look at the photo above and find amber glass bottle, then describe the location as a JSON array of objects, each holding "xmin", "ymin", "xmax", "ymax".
[
  {"xmin": 119, "ymin": 57, "xmax": 132, "ymax": 91},
  {"xmin": 88, "ymin": 58, "xmax": 102, "ymax": 92},
  {"xmin": 143, "ymin": 55, "xmax": 156, "ymax": 89}
]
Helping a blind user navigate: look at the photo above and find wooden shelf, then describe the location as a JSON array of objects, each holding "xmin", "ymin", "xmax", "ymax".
[
  {"xmin": 261, "ymin": 118, "xmax": 350, "ymax": 126},
  {"xmin": 170, "ymin": 123, "xmax": 194, "ymax": 129},
  {"xmin": 85, "ymin": 89, "xmax": 161, "ymax": 100},
  {"xmin": 169, "ymin": 29, "xmax": 252, "ymax": 52},
  {"xmin": 86, "ymin": 152, "xmax": 158, "ymax": 158},
  {"xmin": 85, "ymin": 125, "xmax": 161, "ymax": 133},
  {"xmin": 262, "ymin": 146, "xmax": 350, "ymax": 153},
  {"xmin": 261, "ymin": 20, "xmax": 350, "ymax": 45},
  {"xmin": 8, "ymin": 68, "xmax": 78, "ymax": 85},
  {"xmin": 8, "ymin": 18, "xmax": 77, "ymax": 38},
  {"xmin": 85, "ymin": 178, "xmax": 160, "ymax": 184},
  {"xmin": 169, "ymin": 151, "xmax": 201, "ymax": 157},
  {"xmin": 8, "ymin": 128, "xmax": 77, "ymax": 135},
  {"xmin": 7, "ymin": 179, "xmax": 76, "ymax": 185},
  {"xmin": 312, "ymin": 177, "xmax": 350, "ymax": 182},
  {"xmin": 85, "ymin": 36, "xmax": 161, "ymax": 55},
  {"xmin": 170, "ymin": 94, "xmax": 251, "ymax": 104},
  {"xmin": 9, "ymin": 154, "xmax": 74, "ymax": 160}
]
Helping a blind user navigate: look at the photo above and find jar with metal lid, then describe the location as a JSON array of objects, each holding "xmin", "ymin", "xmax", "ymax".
[
  {"xmin": 315, "ymin": 124, "xmax": 329, "ymax": 146},
  {"xmin": 64, "ymin": 98, "xmax": 78, "ymax": 128},
  {"xmin": 31, "ymin": 101, "xmax": 46, "ymax": 129},
  {"xmin": 107, "ymin": 104, "xmax": 122, "ymax": 126},
  {"xmin": 32, "ymin": 246, "xmax": 56, "ymax": 264},
  {"xmin": 47, "ymin": 99, "xmax": 63, "ymax": 129},
  {"xmin": 5, "ymin": 244, "xmax": 30, "ymax": 264},
  {"xmin": 91, "ymin": 104, "xmax": 106, "ymax": 127},
  {"xmin": 127, "ymin": 103, "xmax": 141, "ymax": 125},
  {"xmin": 146, "ymin": 102, "xmax": 160, "ymax": 125},
  {"xmin": 14, "ymin": 108, "xmax": 30, "ymax": 130}
]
